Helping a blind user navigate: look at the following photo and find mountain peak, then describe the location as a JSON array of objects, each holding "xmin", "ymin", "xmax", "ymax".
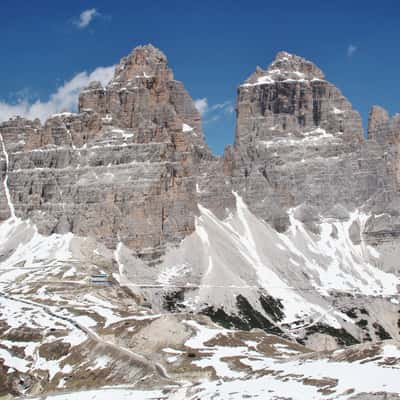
[
  {"xmin": 242, "ymin": 51, "xmax": 325, "ymax": 86},
  {"xmin": 270, "ymin": 51, "xmax": 325, "ymax": 79},
  {"xmin": 273, "ymin": 50, "xmax": 298, "ymax": 61},
  {"xmin": 113, "ymin": 43, "xmax": 172, "ymax": 83}
]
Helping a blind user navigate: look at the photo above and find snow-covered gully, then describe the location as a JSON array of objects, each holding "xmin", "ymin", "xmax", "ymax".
[{"xmin": 0, "ymin": 133, "xmax": 16, "ymax": 218}]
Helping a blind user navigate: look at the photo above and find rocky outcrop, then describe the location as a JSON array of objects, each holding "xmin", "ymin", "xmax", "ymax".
[
  {"xmin": 0, "ymin": 45, "xmax": 212, "ymax": 263},
  {"xmin": 235, "ymin": 51, "xmax": 364, "ymax": 146},
  {"xmin": 226, "ymin": 51, "xmax": 397, "ymax": 231},
  {"xmin": 368, "ymin": 106, "xmax": 391, "ymax": 144},
  {"xmin": 368, "ymin": 105, "xmax": 400, "ymax": 146},
  {"xmin": 78, "ymin": 45, "xmax": 206, "ymax": 149},
  {"xmin": 367, "ymin": 105, "xmax": 400, "ymax": 189}
]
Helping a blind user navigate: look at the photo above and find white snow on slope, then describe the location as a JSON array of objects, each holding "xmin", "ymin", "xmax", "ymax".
[
  {"xmin": 283, "ymin": 209, "xmax": 397, "ymax": 297},
  {"xmin": 0, "ymin": 347, "xmax": 30, "ymax": 372},
  {"xmin": 150, "ymin": 193, "xmax": 398, "ymax": 327},
  {"xmin": 17, "ymin": 318, "xmax": 400, "ymax": 400},
  {"xmin": 183, "ymin": 320, "xmax": 400, "ymax": 400},
  {"xmin": 0, "ymin": 133, "xmax": 16, "ymax": 218},
  {"xmin": 157, "ymin": 263, "xmax": 189, "ymax": 285},
  {"xmin": 239, "ymin": 345, "xmax": 400, "ymax": 399},
  {"xmin": 29, "ymin": 388, "xmax": 165, "ymax": 400},
  {"xmin": 0, "ymin": 218, "xmax": 73, "ymax": 291},
  {"xmin": 241, "ymin": 74, "xmax": 276, "ymax": 86},
  {"xmin": 0, "ymin": 295, "xmax": 87, "ymax": 379},
  {"xmin": 0, "ymin": 219, "xmax": 72, "ymax": 269},
  {"xmin": 0, "ymin": 204, "xmax": 397, "ymax": 398},
  {"xmin": 184, "ymin": 320, "xmax": 259, "ymax": 379},
  {"xmin": 182, "ymin": 123, "xmax": 193, "ymax": 132},
  {"xmin": 258, "ymin": 127, "xmax": 338, "ymax": 148}
]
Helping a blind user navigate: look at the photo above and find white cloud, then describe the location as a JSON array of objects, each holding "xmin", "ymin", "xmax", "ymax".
[
  {"xmin": 75, "ymin": 8, "xmax": 99, "ymax": 29},
  {"xmin": 194, "ymin": 98, "xmax": 208, "ymax": 115},
  {"xmin": 194, "ymin": 98, "xmax": 234, "ymax": 125},
  {"xmin": 0, "ymin": 65, "xmax": 115, "ymax": 123},
  {"xmin": 204, "ymin": 115, "xmax": 221, "ymax": 124},
  {"xmin": 194, "ymin": 98, "xmax": 234, "ymax": 118},
  {"xmin": 347, "ymin": 44, "xmax": 357, "ymax": 57},
  {"xmin": 210, "ymin": 101, "xmax": 235, "ymax": 114}
]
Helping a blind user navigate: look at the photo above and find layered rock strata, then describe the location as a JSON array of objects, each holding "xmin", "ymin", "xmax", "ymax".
[
  {"xmin": 226, "ymin": 52, "xmax": 398, "ymax": 232},
  {"xmin": 2, "ymin": 46, "xmax": 400, "ymax": 263},
  {"xmin": 0, "ymin": 45, "xmax": 212, "ymax": 262}
]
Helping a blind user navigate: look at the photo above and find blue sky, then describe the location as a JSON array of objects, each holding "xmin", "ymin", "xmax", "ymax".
[{"xmin": 0, "ymin": 0, "xmax": 399, "ymax": 154}]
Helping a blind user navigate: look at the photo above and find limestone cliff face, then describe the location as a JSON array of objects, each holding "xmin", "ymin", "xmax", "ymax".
[
  {"xmin": 362, "ymin": 105, "xmax": 400, "ymax": 248},
  {"xmin": 0, "ymin": 45, "xmax": 211, "ymax": 263},
  {"xmin": 78, "ymin": 45, "xmax": 206, "ymax": 149},
  {"xmin": 235, "ymin": 51, "xmax": 364, "ymax": 148},
  {"xmin": 226, "ymin": 51, "xmax": 397, "ymax": 231},
  {"xmin": 368, "ymin": 105, "xmax": 400, "ymax": 184}
]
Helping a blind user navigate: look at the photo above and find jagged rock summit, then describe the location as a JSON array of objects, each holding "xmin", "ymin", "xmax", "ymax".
[
  {"xmin": 79, "ymin": 44, "xmax": 205, "ymax": 143},
  {"xmin": 0, "ymin": 44, "xmax": 212, "ymax": 263},
  {"xmin": 244, "ymin": 51, "xmax": 325, "ymax": 85},
  {"xmin": 113, "ymin": 44, "xmax": 172, "ymax": 82}
]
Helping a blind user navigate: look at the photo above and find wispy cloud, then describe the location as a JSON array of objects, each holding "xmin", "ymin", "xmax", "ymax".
[
  {"xmin": 210, "ymin": 101, "xmax": 235, "ymax": 114},
  {"xmin": 347, "ymin": 44, "xmax": 357, "ymax": 57},
  {"xmin": 194, "ymin": 98, "xmax": 234, "ymax": 123},
  {"xmin": 74, "ymin": 8, "xmax": 100, "ymax": 29},
  {"xmin": 0, "ymin": 65, "xmax": 115, "ymax": 123},
  {"xmin": 194, "ymin": 98, "xmax": 208, "ymax": 115}
]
